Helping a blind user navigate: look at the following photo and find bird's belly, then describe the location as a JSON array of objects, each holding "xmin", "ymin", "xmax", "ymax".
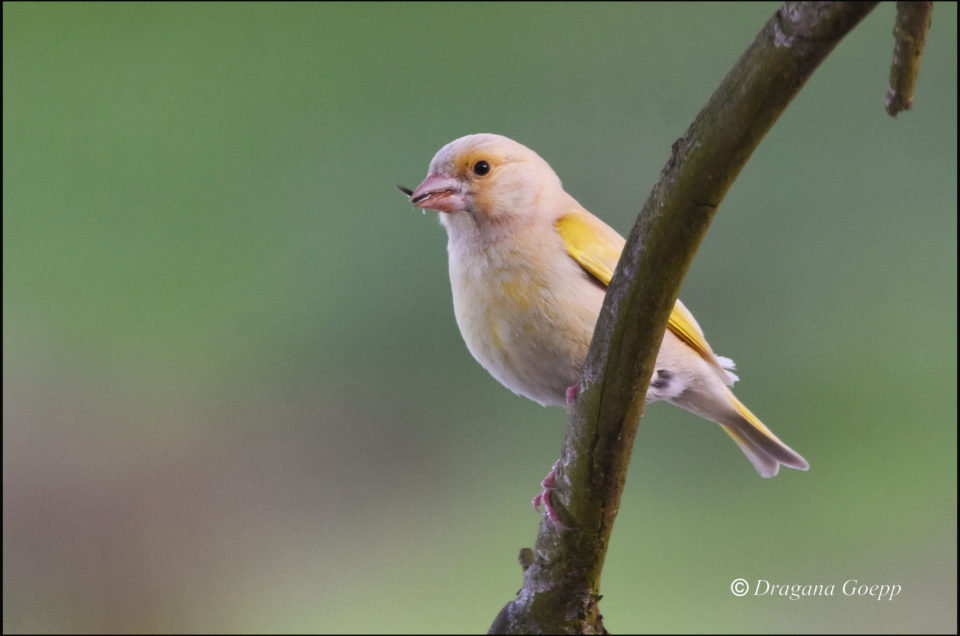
[{"xmin": 449, "ymin": 258, "xmax": 599, "ymax": 407}]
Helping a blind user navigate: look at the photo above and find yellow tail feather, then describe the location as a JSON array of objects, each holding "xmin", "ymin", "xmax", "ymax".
[{"xmin": 720, "ymin": 388, "xmax": 810, "ymax": 477}]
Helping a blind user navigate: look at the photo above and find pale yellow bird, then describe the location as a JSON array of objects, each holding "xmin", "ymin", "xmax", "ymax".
[{"xmin": 403, "ymin": 133, "xmax": 808, "ymax": 520}]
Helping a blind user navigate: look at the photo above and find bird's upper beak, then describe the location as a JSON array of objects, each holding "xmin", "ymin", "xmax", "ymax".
[{"xmin": 408, "ymin": 174, "xmax": 464, "ymax": 213}]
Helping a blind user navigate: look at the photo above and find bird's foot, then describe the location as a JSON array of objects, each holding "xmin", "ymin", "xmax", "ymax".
[
  {"xmin": 565, "ymin": 384, "xmax": 579, "ymax": 406},
  {"xmin": 531, "ymin": 460, "xmax": 565, "ymax": 527}
]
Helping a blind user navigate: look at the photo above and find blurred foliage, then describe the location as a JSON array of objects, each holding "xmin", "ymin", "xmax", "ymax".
[{"xmin": 3, "ymin": 2, "xmax": 956, "ymax": 633}]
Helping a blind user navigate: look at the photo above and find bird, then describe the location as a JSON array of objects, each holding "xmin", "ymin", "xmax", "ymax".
[{"xmin": 401, "ymin": 133, "xmax": 808, "ymax": 521}]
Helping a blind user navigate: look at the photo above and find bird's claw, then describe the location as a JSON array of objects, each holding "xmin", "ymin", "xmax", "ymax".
[
  {"xmin": 565, "ymin": 385, "xmax": 579, "ymax": 406},
  {"xmin": 532, "ymin": 460, "xmax": 565, "ymax": 528}
]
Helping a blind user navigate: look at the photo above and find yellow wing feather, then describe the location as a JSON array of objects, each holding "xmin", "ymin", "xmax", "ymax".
[
  {"xmin": 554, "ymin": 211, "xmax": 731, "ymax": 379},
  {"xmin": 554, "ymin": 211, "xmax": 623, "ymax": 284}
]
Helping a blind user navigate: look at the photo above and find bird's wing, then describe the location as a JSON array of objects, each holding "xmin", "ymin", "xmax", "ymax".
[
  {"xmin": 554, "ymin": 211, "xmax": 736, "ymax": 384},
  {"xmin": 554, "ymin": 210, "xmax": 625, "ymax": 285}
]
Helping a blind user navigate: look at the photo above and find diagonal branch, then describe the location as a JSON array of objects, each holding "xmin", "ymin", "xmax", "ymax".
[{"xmin": 490, "ymin": 2, "xmax": 879, "ymax": 633}]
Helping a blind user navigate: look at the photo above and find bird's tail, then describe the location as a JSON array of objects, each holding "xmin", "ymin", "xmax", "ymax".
[{"xmin": 716, "ymin": 387, "xmax": 809, "ymax": 478}]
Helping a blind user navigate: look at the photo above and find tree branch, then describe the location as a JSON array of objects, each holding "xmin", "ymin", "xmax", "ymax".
[
  {"xmin": 886, "ymin": 1, "xmax": 933, "ymax": 117},
  {"xmin": 489, "ymin": 2, "xmax": 879, "ymax": 633}
]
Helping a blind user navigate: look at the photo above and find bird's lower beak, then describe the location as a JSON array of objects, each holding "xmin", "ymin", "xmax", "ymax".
[{"xmin": 409, "ymin": 175, "xmax": 464, "ymax": 212}]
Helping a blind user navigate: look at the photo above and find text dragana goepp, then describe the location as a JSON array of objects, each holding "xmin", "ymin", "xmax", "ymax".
[{"xmin": 752, "ymin": 579, "xmax": 901, "ymax": 601}]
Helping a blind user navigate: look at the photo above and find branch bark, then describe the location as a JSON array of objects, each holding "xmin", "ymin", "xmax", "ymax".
[
  {"xmin": 490, "ymin": 2, "xmax": 879, "ymax": 633},
  {"xmin": 886, "ymin": 1, "xmax": 934, "ymax": 117}
]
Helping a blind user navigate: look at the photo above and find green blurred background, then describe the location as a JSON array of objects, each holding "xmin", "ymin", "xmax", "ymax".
[{"xmin": 3, "ymin": 2, "xmax": 956, "ymax": 633}]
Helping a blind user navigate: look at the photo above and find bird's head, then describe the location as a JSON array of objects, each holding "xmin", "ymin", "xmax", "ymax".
[{"xmin": 404, "ymin": 134, "xmax": 566, "ymax": 239}]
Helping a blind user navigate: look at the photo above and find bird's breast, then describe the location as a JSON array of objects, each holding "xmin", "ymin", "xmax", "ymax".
[{"xmin": 445, "ymin": 233, "xmax": 602, "ymax": 407}]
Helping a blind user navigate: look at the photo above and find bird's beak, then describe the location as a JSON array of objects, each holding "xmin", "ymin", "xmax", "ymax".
[{"xmin": 408, "ymin": 174, "xmax": 464, "ymax": 213}]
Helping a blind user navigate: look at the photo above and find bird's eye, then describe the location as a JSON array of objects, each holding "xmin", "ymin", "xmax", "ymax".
[{"xmin": 472, "ymin": 160, "xmax": 491, "ymax": 176}]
